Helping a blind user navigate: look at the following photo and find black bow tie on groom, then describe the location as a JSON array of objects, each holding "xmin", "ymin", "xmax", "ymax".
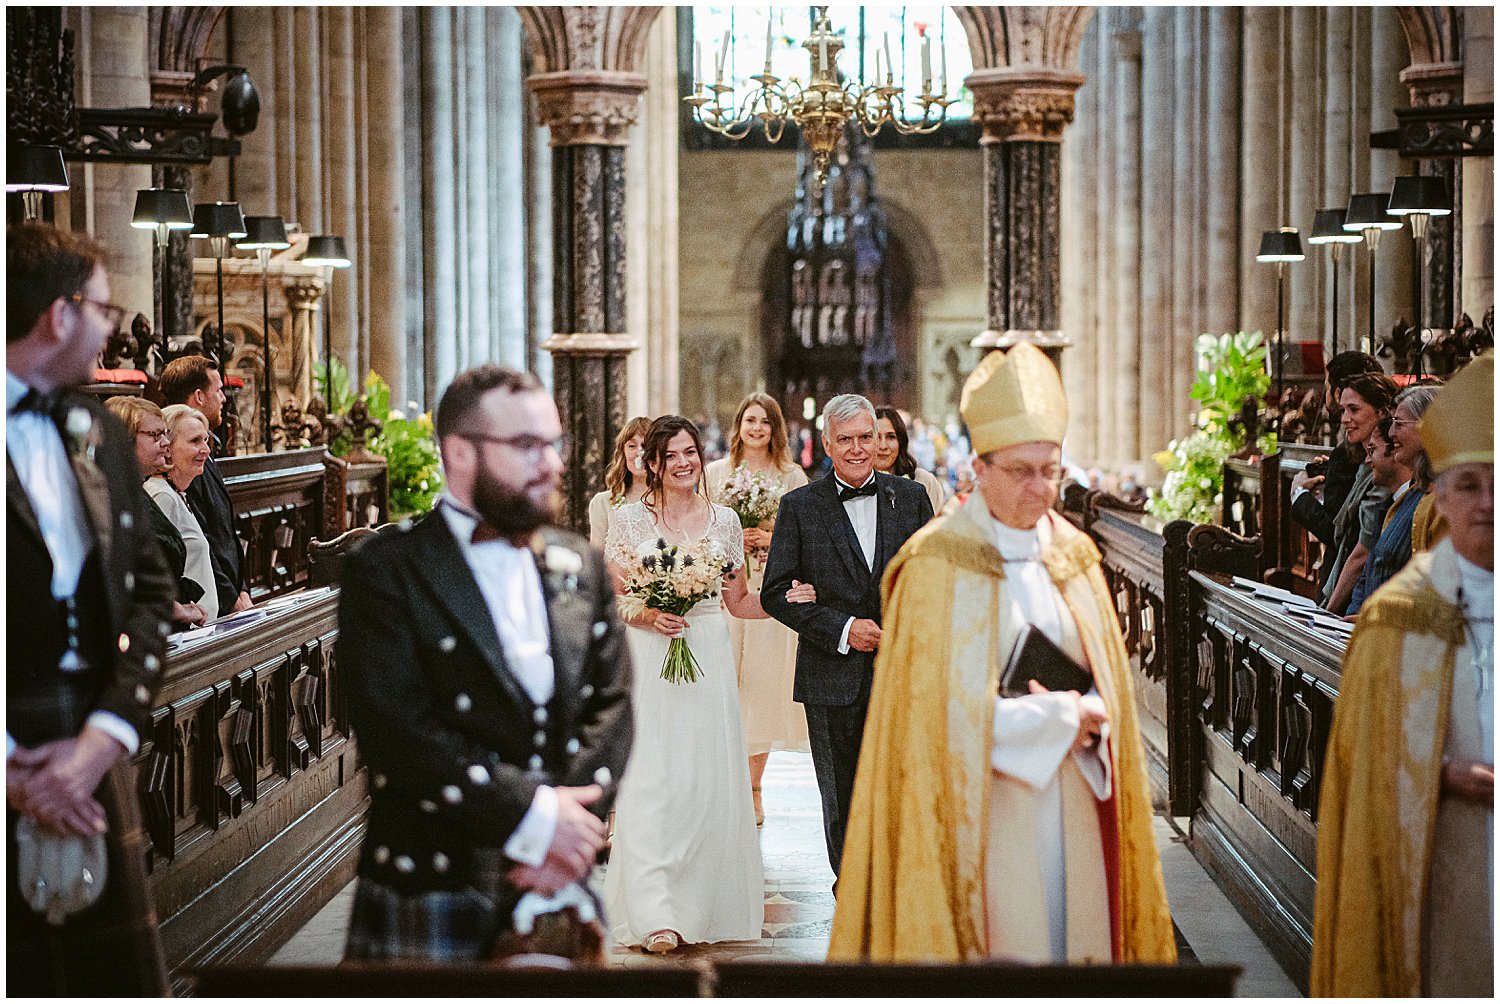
[
  {"xmin": 837, "ymin": 479, "xmax": 878, "ymax": 503},
  {"xmin": 9, "ymin": 387, "xmax": 63, "ymax": 417}
]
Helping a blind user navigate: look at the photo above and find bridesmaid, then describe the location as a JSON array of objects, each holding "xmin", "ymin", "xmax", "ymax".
[
  {"xmin": 874, "ymin": 405, "xmax": 948, "ymax": 514},
  {"xmin": 705, "ymin": 393, "xmax": 810, "ymax": 826},
  {"xmin": 588, "ymin": 415, "xmax": 652, "ymax": 550}
]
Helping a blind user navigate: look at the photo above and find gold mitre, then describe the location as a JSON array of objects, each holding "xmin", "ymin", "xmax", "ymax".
[
  {"xmin": 1420, "ymin": 351, "xmax": 1493, "ymax": 473},
  {"xmin": 960, "ymin": 342, "xmax": 1068, "ymax": 455}
]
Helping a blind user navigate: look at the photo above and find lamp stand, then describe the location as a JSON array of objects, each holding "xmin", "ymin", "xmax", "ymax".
[
  {"xmin": 1275, "ymin": 261, "xmax": 1287, "ymax": 438},
  {"xmin": 1409, "ymin": 214, "xmax": 1429, "ymax": 379},
  {"xmin": 1361, "ymin": 228, "xmax": 1381, "ymax": 354},
  {"xmin": 20, "ymin": 191, "xmax": 44, "ymax": 222},
  {"xmin": 1329, "ymin": 243, "xmax": 1344, "ymax": 357},
  {"xmin": 257, "ymin": 248, "xmax": 275, "ymax": 452},
  {"xmin": 322, "ymin": 266, "xmax": 335, "ymax": 396}
]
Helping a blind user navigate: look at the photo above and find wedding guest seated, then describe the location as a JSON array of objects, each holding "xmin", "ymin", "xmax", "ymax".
[
  {"xmin": 145, "ymin": 405, "xmax": 219, "ymax": 623},
  {"xmin": 873, "ymin": 405, "xmax": 947, "ymax": 515},
  {"xmin": 1317, "ymin": 373, "xmax": 1401, "ymax": 613},
  {"xmin": 588, "ymin": 415, "xmax": 652, "ymax": 549},
  {"xmin": 105, "ymin": 396, "xmax": 207, "ymax": 628},
  {"xmin": 1393, "ymin": 383, "xmax": 1451, "ymax": 552},
  {"xmin": 1289, "ymin": 351, "xmax": 1385, "ymax": 554}
]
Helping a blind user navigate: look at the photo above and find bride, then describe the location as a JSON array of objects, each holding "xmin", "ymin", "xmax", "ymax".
[{"xmin": 602, "ymin": 415, "xmax": 811, "ymax": 953}]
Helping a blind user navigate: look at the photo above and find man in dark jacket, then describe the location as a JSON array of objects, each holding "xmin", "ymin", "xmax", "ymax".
[
  {"xmin": 340, "ymin": 364, "xmax": 633, "ymax": 961},
  {"xmin": 159, "ymin": 353, "xmax": 250, "ymax": 614},
  {"xmin": 6, "ymin": 223, "xmax": 174, "ymax": 995},
  {"xmin": 762, "ymin": 394, "xmax": 933, "ymax": 880}
]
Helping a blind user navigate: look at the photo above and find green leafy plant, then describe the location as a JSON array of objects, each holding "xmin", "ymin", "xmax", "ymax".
[
  {"xmin": 1147, "ymin": 331, "xmax": 1278, "ymax": 524},
  {"xmin": 316, "ymin": 362, "xmax": 443, "ymax": 515}
]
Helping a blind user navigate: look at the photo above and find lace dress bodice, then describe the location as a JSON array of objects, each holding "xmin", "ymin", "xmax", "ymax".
[{"xmin": 606, "ymin": 500, "xmax": 745, "ymax": 614}]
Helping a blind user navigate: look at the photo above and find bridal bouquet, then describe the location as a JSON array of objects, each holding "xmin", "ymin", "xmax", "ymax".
[{"xmin": 614, "ymin": 536, "xmax": 733, "ymax": 684}]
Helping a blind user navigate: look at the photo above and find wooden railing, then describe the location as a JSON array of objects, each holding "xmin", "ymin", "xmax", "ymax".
[
  {"xmin": 137, "ymin": 589, "xmax": 366, "ymax": 992},
  {"xmin": 1062, "ymin": 490, "xmax": 1344, "ymax": 990}
]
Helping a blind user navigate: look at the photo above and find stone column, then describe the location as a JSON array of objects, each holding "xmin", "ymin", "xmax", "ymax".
[
  {"xmin": 284, "ymin": 276, "xmax": 325, "ymax": 405},
  {"xmin": 1204, "ymin": 7, "xmax": 1241, "ymax": 340},
  {"xmin": 1288, "ymin": 7, "xmax": 1322, "ymax": 342},
  {"xmin": 1323, "ymin": 6, "xmax": 1355, "ymax": 354},
  {"xmin": 967, "ymin": 69, "xmax": 1083, "ymax": 371},
  {"xmin": 1111, "ymin": 29, "xmax": 1142, "ymax": 463},
  {"xmin": 1239, "ymin": 7, "xmax": 1281, "ymax": 341},
  {"xmin": 1171, "ymin": 7, "xmax": 1204, "ymax": 420},
  {"xmin": 1462, "ymin": 7, "xmax": 1494, "ymax": 315},
  {"xmin": 1138, "ymin": 9, "xmax": 1174, "ymax": 455},
  {"xmin": 1059, "ymin": 22, "xmax": 1098, "ymax": 460},
  {"xmin": 1371, "ymin": 7, "xmax": 1413, "ymax": 350}
]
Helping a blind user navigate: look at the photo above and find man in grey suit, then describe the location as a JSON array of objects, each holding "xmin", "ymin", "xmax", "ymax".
[{"xmin": 762, "ymin": 394, "xmax": 933, "ymax": 882}]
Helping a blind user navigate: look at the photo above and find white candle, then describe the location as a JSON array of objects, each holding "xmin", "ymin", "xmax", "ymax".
[
  {"xmin": 694, "ymin": 39, "xmax": 703, "ymax": 89},
  {"xmin": 883, "ymin": 33, "xmax": 893, "ymax": 84},
  {"xmin": 920, "ymin": 35, "xmax": 931, "ymax": 91},
  {"xmin": 939, "ymin": 35, "xmax": 947, "ymax": 93},
  {"xmin": 874, "ymin": 47, "xmax": 882, "ymax": 87},
  {"xmin": 764, "ymin": 16, "xmax": 774, "ymax": 74},
  {"xmin": 818, "ymin": 35, "xmax": 828, "ymax": 76},
  {"xmin": 716, "ymin": 28, "xmax": 729, "ymax": 83}
]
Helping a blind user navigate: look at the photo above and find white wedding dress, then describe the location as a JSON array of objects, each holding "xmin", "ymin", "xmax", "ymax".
[{"xmin": 602, "ymin": 500, "xmax": 764, "ymax": 947}]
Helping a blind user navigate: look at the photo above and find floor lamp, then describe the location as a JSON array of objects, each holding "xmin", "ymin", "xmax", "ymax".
[
  {"xmin": 1388, "ymin": 177, "xmax": 1451, "ymax": 379},
  {"xmin": 1307, "ymin": 208, "xmax": 1361, "ymax": 358},
  {"xmin": 239, "ymin": 216, "xmax": 291, "ymax": 452},
  {"xmin": 301, "ymin": 235, "xmax": 352, "ymax": 396},
  {"xmin": 189, "ymin": 202, "xmax": 247, "ymax": 375},
  {"xmin": 1343, "ymin": 193, "xmax": 1401, "ymax": 356},
  {"xmin": 1257, "ymin": 227, "xmax": 1304, "ymax": 439},
  {"xmin": 7, "ymin": 145, "xmax": 69, "ymax": 222},
  {"xmin": 130, "ymin": 188, "xmax": 194, "ymax": 347}
]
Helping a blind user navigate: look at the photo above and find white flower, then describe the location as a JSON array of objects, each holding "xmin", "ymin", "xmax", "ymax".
[
  {"xmin": 419, "ymin": 479, "xmax": 429, "ymax": 491},
  {"xmin": 65, "ymin": 408, "xmax": 92, "ymax": 439},
  {"xmin": 388, "ymin": 408, "xmax": 406, "ymax": 421},
  {"xmin": 407, "ymin": 400, "xmax": 420, "ymax": 411},
  {"xmin": 544, "ymin": 544, "xmax": 584, "ymax": 576}
]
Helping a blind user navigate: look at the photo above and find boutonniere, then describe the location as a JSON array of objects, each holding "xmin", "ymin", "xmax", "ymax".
[
  {"xmin": 63, "ymin": 407, "xmax": 100, "ymax": 466},
  {"xmin": 540, "ymin": 542, "xmax": 584, "ymax": 595}
]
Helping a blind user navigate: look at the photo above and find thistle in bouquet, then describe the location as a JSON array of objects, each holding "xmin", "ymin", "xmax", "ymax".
[
  {"xmin": 716, "ymin": 465, "xmax": 784, "ymax": 565},
  {"xmin": 614, "ymin": 536, "xmax": 735, "ymax": 684}
]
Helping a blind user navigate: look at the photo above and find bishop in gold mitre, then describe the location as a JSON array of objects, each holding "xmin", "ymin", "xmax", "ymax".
[
  {"xmin": 1312, "ymin": 353, "xmax": 1494, "ymax": 997},
  {"xmin": 827, "ymin": 343, "xmax": 1176, "ymax": 964}
]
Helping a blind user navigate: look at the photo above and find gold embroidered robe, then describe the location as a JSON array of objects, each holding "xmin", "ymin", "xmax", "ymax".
[
  {"xmin": 826, "ymin": 502, "xmax": 1176, "ymax": 963},
  {"xmin": 1311, "ymin": 538, "xmax": 1493, "ymax": 996}
]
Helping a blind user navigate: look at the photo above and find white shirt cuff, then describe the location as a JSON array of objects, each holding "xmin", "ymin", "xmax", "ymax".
[
  {"xmin": 1290, "ymin": 486, "xmax": 1308, "ymax": 504},
  {"xmin": 503, "ymin": 784, "xmax": 559, "ymax": 867},
  {"xmin": 6, "ymin": 732, "xmax": 14, "ymax": 760},
  {"xmin": 1071, "ymin": 693, "xmax": 1113, "ymax": 800},
  {"xmin": 837, "ymin": 617, "xmax": 854, "ymax": 655},
  {"xmin": 86, "ymin": 712, "xmax": 140, "ymax": 756},
  {"xmin": 990, "ymin": 692, "xmax": 1080, "ymax": 789}
]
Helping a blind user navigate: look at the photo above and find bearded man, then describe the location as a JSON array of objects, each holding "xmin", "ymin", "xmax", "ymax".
[
  {"xmin": 1312, "ymin": 352, "xmax": 1493, "ymax": 996},
  {"xmin": 827, "ymin": 343, "xmax": 1175, "ymax": 964},
  {"xmin": 339, "ymin": 364, "xmax": 633, "ymax": 961}
]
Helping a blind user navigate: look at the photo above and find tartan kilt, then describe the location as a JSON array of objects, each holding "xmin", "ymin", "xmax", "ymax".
[
  {"xmin": 343, "ymin": 877, "xmax": 500, "ymax": 963},
  {"xmin": 6, "ymin": 761, "xmax": 169, "ymax": 997}
]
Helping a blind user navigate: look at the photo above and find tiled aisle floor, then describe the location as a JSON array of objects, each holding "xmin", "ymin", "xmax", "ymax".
[{"xmin": 271, "ymin": 752, "xmax": 1299, "ymax": 996}]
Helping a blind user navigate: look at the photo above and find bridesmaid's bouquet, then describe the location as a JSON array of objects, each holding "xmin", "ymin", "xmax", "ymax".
[
  {"xmin": 614, "ymin": 537, "xmax": 734, "ymax": 684},
  {"xmin": 716, "ymin": 465, "xmax": 783, "ymax": 529}
]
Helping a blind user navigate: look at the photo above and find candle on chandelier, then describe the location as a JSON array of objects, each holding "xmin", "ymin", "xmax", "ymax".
[
  {"xmin": 716, "ymin": 28, "xmax": 729, "ymax": 83},
  {"xmin": 874, "ymin": 47, "xmax": 882, "ymax": 87},
  {"xmin": 818, "ymin": 34, "xmax": 828, "ymax": 76},
  {"xmin": 920, "ymin": 34, "xmax": 931, "ymax": 92},
  {"xmin": 764, "ymin": 16, "xmax": 774, "ymax": 74},
  {"xmin": 694, "ymin": 39, "xmax": 703, "ymax": 90},
  {"xmin": 939, "ymin": 35, "xmax": 947, "ymax": 93},
  {"xmin": 883, "ymin": 32, "xmax": 894, "ymax": 84}
]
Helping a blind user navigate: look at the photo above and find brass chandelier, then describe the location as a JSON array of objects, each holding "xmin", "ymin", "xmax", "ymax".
[{"xmin": 686, "ymin": 6, "xmax": 953, "ymax": 186}]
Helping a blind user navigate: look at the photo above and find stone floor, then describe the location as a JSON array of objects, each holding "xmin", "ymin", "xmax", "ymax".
[{"xmin": 271, "ymin": 751, "xmax": 1300, "ymax": 996}]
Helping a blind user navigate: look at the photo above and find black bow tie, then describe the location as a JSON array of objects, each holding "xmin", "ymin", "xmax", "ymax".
[
  {"xmin": 10, "ymin": 388, "xmax": 62, "ymax": 417},
  {"xmin": 837, "ymin": 479, "xmax": 878, "ymax": 503}
]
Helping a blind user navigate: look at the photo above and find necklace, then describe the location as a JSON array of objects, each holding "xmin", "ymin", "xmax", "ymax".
[{"xmin": 1456, "ymin": 584, "xmax": 1494, "ymax": 701}]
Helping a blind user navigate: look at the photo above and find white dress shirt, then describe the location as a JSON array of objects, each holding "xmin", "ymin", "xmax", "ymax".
[
  {"xmin": 833, "ymin": 472, "xmax": 878, "ymax": 654},
  {"xmin": 437, "ymin": 496, "xmax": 558, "ymax": 866},
  {"xmin": 5, "ymin": 370, "xmax": 139, "ymax": 757}
]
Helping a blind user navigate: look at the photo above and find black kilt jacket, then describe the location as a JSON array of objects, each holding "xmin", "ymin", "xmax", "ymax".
[{"xmin": 337, "ymin": 511, "xmax": 633, "ymax": 924}]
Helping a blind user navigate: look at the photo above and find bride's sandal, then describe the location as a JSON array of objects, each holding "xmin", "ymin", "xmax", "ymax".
[
  {"xmin": 644, "ymin": 929, "xmax": 680, "ymax": 954},
  {"xmin": 752, "ymin": 787, "xmax": 765, "ymax": 828}
]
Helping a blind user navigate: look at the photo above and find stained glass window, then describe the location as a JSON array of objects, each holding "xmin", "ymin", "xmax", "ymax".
[{"xmin": 685, "ymin": 5, "xmax": 974, "ymax": 124}]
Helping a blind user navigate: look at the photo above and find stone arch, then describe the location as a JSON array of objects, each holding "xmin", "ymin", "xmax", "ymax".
[
  {"xmin": 516, "ymin": 6, "xmax": 663, "ymax": 74},
  {"xmin": 149, "ymin": 6, "xmax": 227, "ymax": 105},
  {"xmin": 730, "ymin": 197, "xmax": 944, "ymax": 295},
  {"xmin": 951, "ymin": 6, "xmax": 1094, "ymax": 72}
]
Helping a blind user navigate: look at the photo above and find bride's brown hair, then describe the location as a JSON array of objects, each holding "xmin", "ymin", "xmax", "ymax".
[{"xmin": 641, "ymin": 415, "xmax": 709, "ymax": 514}]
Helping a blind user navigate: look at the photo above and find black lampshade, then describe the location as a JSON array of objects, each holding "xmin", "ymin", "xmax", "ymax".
[
  {"xmin": 131, "ymin": 188, "xmax": 193, "ymax": 230},
  {"xmin": 238, "ymin": 215, "xmax": 290, "ymax": 250},
  {"xmin": 1256, "ymin": 228, "xmax": 1305, "ymax": 263},
  {"xmin": 6, "ymin": 144, "xmax": 69, "ymax": 193},
  {"xmin": 1344, "ymin": 192, "xmax": 1401, "ymax": 231},
  {"xmin": 190, "ymin": 201, "xmax": 247, "ymax": 239},
  {"xmin": 1388, "ymin": 176, "xmax": 1451, "ymax": 217},
  {"xmin": 1308, "ymin": 207, "xmax": 1361, "ymax": 245},
  {"xmin": 302, "ymin": 235, "xmax": 351, "ymax": 268}
]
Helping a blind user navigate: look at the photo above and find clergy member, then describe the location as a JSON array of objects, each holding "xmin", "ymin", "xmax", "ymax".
[
  {"xmin": 1311, "ymin": 352, "xmax": 1493, "ymax": 997},
  {"xmin": 827, "ymin": 343, "xmax": 1175, "ymax": 964}
]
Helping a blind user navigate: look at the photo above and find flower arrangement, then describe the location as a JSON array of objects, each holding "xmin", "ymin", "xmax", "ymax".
[
  {"xmin": 1148, "ymin": 331, "xmax": 1277, "ymax": 524},
  {"xmin": 716, "ymin": 465, "xmax": 783, "ymax": 529},
  {"xmin": 613, "ymin": 536, "xmax": 734, "ymax": 684},
  {"xmin": 316, "ymin": 360, "xmax": 443, "ymax": 515}
]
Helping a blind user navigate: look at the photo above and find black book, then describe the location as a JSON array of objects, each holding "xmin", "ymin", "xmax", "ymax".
[{"xmin": 999, "ymin": 624, "xmax": 1095, "ymax": 698}]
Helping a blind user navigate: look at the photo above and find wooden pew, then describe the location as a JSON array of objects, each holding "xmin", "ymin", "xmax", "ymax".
[
  {"xmin": 1217, "ymin": 447, "xmax": 1328, "ymax": 597},
  {"xmin": 193, "ymin": 963, "xmax": 702, "ymax": 997},
  {"xmin": 138, "ymin": 588, "xmax": 365, "ymax": 994}
]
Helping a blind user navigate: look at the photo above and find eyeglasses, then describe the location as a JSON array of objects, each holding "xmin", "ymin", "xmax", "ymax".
[
  {"xmin": 987, "ymin": 463, "xmax": 1063, "ymax": 484},
  {"xmin": 457, "ymin": 432, "xmax": 567, "ymax": 458},
  {"xmin": 136, "ymin": 427, "xmax": 170, "ymax": 443},
  {"xmin": 68, "ymin": 294, "xmax": 128, "ymax": 331}
]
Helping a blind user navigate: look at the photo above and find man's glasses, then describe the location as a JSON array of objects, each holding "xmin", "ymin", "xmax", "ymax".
[
  {"xmin": 457, "ymin": 432, "xmax": 567, "ymax": 459},
  {"xmin": 68, "ymin": 294, "xmax": 128, "ymax": 331},
  {"xmin": 988, "ymin": 463, "xmax": 1062, "ymax": 484}
]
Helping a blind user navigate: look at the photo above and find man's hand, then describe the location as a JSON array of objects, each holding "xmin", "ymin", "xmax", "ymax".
[
  {"xmin": 847, "ymin": 618, "xmax": 882, "ymax": 653},
  {"xmin": 10, "ymin": 726, "xmax": 126, "ymax": 836},
  {"xmin": 172, "ymin": 600, "xmax": 207, "ymax": 627},
  {"xmin": 1441, "ymin": 758, "xmax": 1494, "ymax": 805},
  {"xmin": 233, "ymin": 591, "xmax": 253, "ymax": 612},
  {"xmin": 1291, "ymin": 470, "xmax": 1326, "ymax": 496},
  {"xmin": 1028, "ymin": 680, "xmax": 1108, "ymax": 752},
  {"xmin": 509, "ymin": 784, "xmax": 607, "ymax": 896},
  {"xmin": 785, "ymin": 579, "xmax": 817, "ymax": 604}
]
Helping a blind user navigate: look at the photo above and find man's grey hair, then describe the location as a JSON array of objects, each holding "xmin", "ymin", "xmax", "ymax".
[
  {"xmin": 1396, "ymin": 383, "xmax": 1444, "ymax": 486},
  {"xmin": 820, "ymin": 394, "xmax": 876, "ymax": 438}
]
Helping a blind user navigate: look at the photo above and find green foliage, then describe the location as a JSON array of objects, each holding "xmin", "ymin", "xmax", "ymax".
[
  {"xmin": 1147, "ymin": 331, "xmax": 1278, "ymax": 524},
  {"xmin": 317, "ymin": 362, "xmax": 443, "ymax": 515}
]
